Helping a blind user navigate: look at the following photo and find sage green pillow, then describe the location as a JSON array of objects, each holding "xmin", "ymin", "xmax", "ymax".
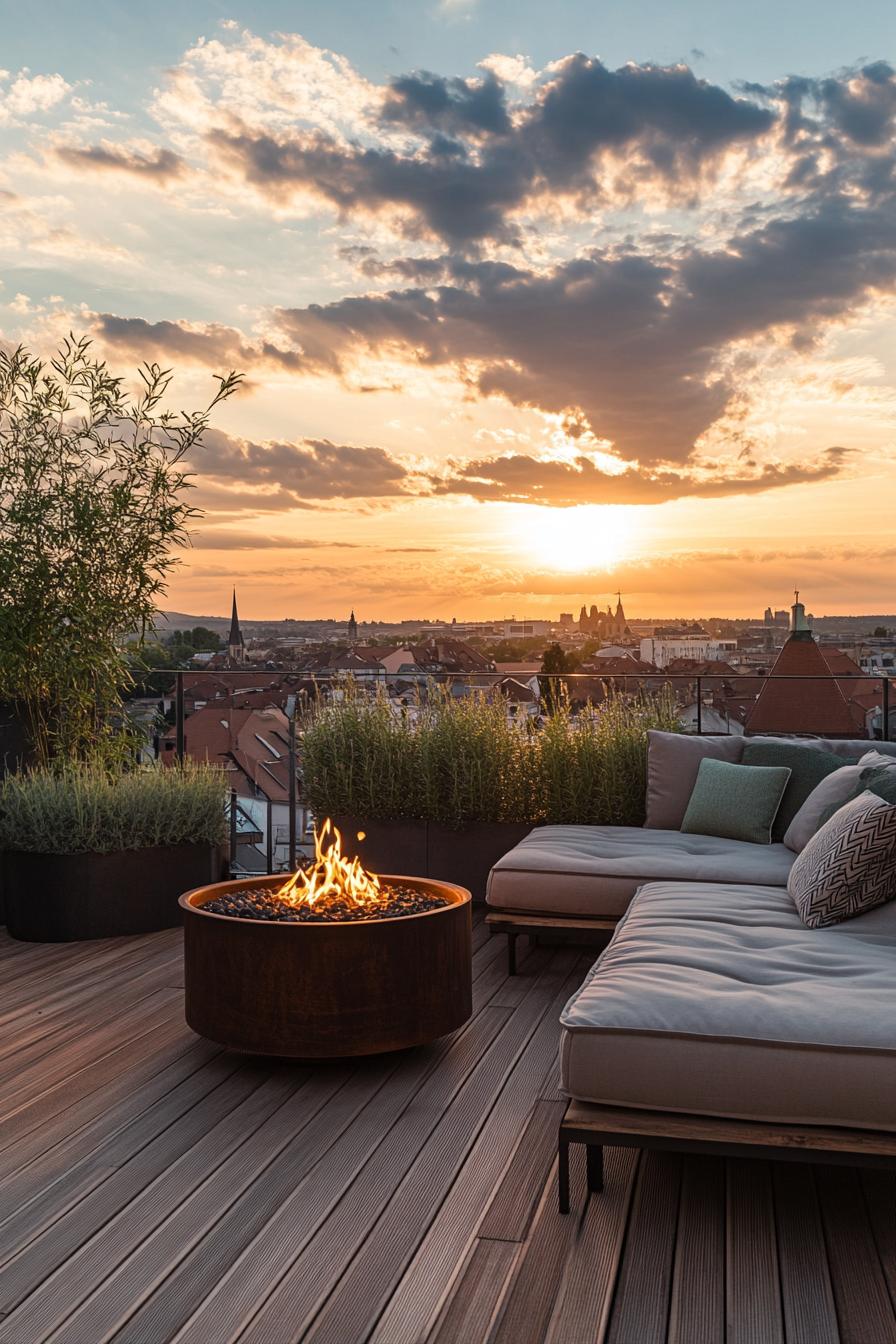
[
  {"xmin": 681, "ymin": 759, "xmax": 792, "ymax": 845},
  {"xmin": 742, "ymin": 742, "xmax": 853, "ymax": 842}
]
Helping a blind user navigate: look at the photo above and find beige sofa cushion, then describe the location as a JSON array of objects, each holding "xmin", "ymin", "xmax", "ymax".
[
  {"xmin": 645, "ymin": 732, "xmax": 896, "ymax": 832},
  {"xmin": 486, "ymin": 825, "xmax": 794, "ymax": 919},
  {"xmin": 560, "ymin": 881, "xmax": 896, "ymax": 1130}
]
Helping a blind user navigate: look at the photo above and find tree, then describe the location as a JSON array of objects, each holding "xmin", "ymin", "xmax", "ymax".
[{"xmin": 0, "ymin": 336, "xmax": 240, "ymax": 764}]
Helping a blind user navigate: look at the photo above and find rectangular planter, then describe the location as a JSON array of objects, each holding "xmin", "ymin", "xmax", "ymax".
[
  {"xmin": 332, "ymin": 819, "xmax": 428, "ymax": 880},
  {"xmin": 3, "ymin": 843, "xmax": 225, "ymax": 942},
  {"xmin": 427, "ymin": 822, "xmax": 532, "ymax": 901},
  {"xmin": 332, "ymin": 817, "xmax": 533, "ymax": 901}
]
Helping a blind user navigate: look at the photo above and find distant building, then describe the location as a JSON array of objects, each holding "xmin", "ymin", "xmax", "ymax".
[
  {"xmin": 559, "ymin": 612, "xmax": 574, "ymax": 627},
  {"xmin": 499, "ymin": 619, "xmax": 552, "ymax": 638},
  {"xmin": 347, "ymin": 610, "xmax": 358, "ymax": 643},
  {"xmin": 640, "ymin": 634, "xmax": 738, "ymax": 669},
  {"xmin": 578, "ymin": 594, "xmax": 630, "ymax": 640},
  {"xmin": 227, "ymin": 589, "xmax": 245, "ymax": 667}
]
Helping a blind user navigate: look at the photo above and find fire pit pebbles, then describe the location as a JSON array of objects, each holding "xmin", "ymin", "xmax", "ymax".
[{"xmin": 179, "ymin": 822, "xmax": 472, "ymax": 1057}]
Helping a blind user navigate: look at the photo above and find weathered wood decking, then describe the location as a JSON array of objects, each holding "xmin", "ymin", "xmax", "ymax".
[{"xmin": 0, "ymin": 915, "xmax": 893, "ymax": 1343}]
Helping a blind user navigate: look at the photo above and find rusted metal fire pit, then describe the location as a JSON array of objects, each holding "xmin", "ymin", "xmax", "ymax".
[{"xmin": 179, "ymin": 823, "xmax": 472, "ymax": 1058}]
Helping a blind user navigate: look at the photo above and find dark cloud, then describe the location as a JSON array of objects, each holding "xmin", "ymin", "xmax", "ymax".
[
  {"xmin": 55, "ymin": 144, "xmax": 186, "ymax": 182},
  {"xmin": 382, "ymin": 70, "xmax": 510, "ymax": 135},
  {"xmin": 205, "ymin": 55, "xmax": 775, "ymax": 245},
  {"xmin": 273, "ymin": 184, "xmax": 896, "ymax": 463},
  {"xmin": 431, "ymin": 446, "xmax": 850, "ymax": 506},
  {"xmin": 197, "ymin": 428, "xmax": 415, "ymax": 502},
  {"xmin": 94, "ymin": 314, "xmax": 304, "ymax": 373}
]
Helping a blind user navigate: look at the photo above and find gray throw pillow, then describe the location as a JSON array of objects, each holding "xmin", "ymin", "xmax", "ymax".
[
  {"xmin": 681, "ymin": 758, "xmax": 791, "ymax": 845},
  {"xmin": 784, "ymin": 753, "xmax": 896, "ymax": 852},
  {"xmin": 788, "ymin": 791, "xmax": 896, "ymax": 927},
  {"xmin": 645, "ymin": 731, "xmax": 743, "ymax": 830}
]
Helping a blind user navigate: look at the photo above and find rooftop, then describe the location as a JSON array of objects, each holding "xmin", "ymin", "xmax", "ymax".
[{"xmin": 1, "ymin": 917, "xmax": 892, "ymax": 1343}]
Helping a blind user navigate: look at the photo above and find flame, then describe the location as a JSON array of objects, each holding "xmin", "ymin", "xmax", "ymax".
[{"xmin": 275, "ymin": 819, "xmax": 386, "ymax": 912}]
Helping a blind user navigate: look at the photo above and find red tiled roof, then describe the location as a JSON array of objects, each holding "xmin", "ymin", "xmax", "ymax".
[{"xmin": 745, "ymin": 635, "xmax": 862, "ymax": 736}]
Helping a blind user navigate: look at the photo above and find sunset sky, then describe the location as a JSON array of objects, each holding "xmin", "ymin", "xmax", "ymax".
[{"xmin": 2, "ymin": 1, "xmax": 896, "ymax": 620}]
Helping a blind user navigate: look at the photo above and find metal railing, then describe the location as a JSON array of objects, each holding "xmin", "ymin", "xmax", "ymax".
[{"xmin": 149, "ymin": 666, "xmax": 893, "ymax": 877}]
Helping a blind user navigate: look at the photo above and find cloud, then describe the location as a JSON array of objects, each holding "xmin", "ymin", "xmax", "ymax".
[
  {"xmin": 201, "ymin": 54, "xmax": 775, "ymax": 244},
  {"xmin": 0, "ymin": 70, "xmax": 70, "ymax": 124},
  {"xmin": 195, "ymin": 428, "xmax": 416, "ymax": 502},
  {"xmin": 431, "ymin": 446, "xmax": 851, "ymax": 505},
  {"xmin": 189, "ymin": 529, "xmax": 361, "ymax": 550},
  {"xmin": 273, "ymin": 209, "xmax": 896, "ymax": 464},
  {"xmin": 54, "ymin": 142, "xmax": 186, "ymax": 183},
  {"xmin": 93, "ymin": 314, "xmax": 304, "ymax": 373},
  {"xmin": 382, "ymin": 71, "xmax": 510, "ymax": 135}
]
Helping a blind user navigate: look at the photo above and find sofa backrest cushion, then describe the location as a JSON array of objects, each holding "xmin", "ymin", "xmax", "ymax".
[
  {"xmin": 647, "ymin": 732, "xmax": 896, "ymax": 834},
  {"xmin": 681, "ymin": 758, "xmax": 792, "ymax": 845},
  {"xmin": 742, "ymin": 741, "xmax": 851, "ymax": 841},
  {"xmin": 788, "ymin": 790, "xmax": 896, "ymax": 927},
  {"xmin": 645, "ymin": 731, "xmax": 744, "ymax": 830}
]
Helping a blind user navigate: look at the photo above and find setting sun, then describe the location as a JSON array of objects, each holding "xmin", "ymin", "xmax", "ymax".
[{"xmin": 521, "ymin": 505, "xmax": 640, "ymax": 573}]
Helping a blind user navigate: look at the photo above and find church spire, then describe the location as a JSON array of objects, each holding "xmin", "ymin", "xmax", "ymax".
[
  {"xmin": 227, "ymin": 589, "xmax": 245, "ymax": 666},
  {"xmin": 348, "ymin": 609, "xmax": 358, "ymax": 643}
]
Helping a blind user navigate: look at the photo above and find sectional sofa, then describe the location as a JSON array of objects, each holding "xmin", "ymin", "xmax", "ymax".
[{"xmin": 484, "ymin": 732, "xmax": 896, "ymax": 1207}]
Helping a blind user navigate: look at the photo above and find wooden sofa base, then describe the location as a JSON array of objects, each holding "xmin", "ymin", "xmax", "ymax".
[
  {"xmin": 485, "ymin": 911, "xmax": 618, "ymax": 974},
  {"xmin": 558, "ymin": 1098, "xmax": 896, "ymax": 1213}
]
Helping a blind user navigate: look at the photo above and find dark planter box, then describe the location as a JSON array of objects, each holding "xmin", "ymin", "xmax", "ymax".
[
  {"xmin": 333, "ymin": 817, "xmax": 532, "ymax": 900},
  {"xmin": 3, "ymin": 843, "xmax": 224, "ymax": 942},
  {"xmin": 332, "ymin": 819, "xmax": 429, "ymax": 880},
  {"xmin": 427, "ymin": 822, "xmax": 532, "ymax": 900}
]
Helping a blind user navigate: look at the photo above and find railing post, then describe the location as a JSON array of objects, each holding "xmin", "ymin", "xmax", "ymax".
[
  {"xmin": 696, "ymin": 676, "xmax": 702, "ymax": 735},
  {"xmin": 229, "ymin": 787, "xmax": 238, "ymax": 877},
  {"xmin": 288, "ymin": 713, "xmax": 297, "ymax": 871},
  {"xmin": 266, "ymin": 797, "xmax": 274, "ymax": 874},
  {"xmin": 883, "ymin": 676, "xmax": 890, "ymax": 741},
  {"xmin": 175, "ymin": 671, "xmax": 185, "ymax": 762}
]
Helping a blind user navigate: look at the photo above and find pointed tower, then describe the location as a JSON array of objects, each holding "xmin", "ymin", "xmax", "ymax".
[
  {"xmin": 578, "ymin": 604, "xmax": 588, "ymax": 631},
  {"xmin": 348, "ymin": 609, "xmax": 358, "ymax": 643},
  {"xmin": 613, "ymin": 591, "xmax": 629, "ymax": 638},
  {"xmin": 227, "ymin": 589, "xmax": 245, "ymax": 667},
  {"xmin": 746, "ymin": 592, "xmax": 858, "ymax": 736}
]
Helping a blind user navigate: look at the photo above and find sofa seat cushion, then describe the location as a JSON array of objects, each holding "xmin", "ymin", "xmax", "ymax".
[
  {"xmin": 560, "ymin": 881, "xmax": 896, "ymax": 1130},
  {"xmin": 486, "ymin": 826, "xmax": 795, "ymax": 919}
]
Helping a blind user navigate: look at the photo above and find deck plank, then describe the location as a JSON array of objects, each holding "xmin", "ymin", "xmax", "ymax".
[
  {"xmin": 667, "ymin": 1157, "xmax": 725, "ymax": 1344},
  {"xmin": 726, "ymin": 1160, "xmax": 784, "ymax": 1344},
  {"xmin": 544, "ymin": 1145, "xmax": 640, "ymax": 1344},
  {"xmin": 816, "ymin": 1165, "xmax": 896, "ymax": 1344},
  {"xmin": 605, "ymin": 1150, "xmax": 682, "ymax": 1344},
  {"xmin": 773, "ymin": 1164, "xmax": 839, "ymax": 1344}
]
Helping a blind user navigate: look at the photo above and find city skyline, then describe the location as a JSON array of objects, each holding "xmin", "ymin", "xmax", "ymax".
[{"xmin": 2, "ymin": 3, "xmax": 895, "ymax": 617}]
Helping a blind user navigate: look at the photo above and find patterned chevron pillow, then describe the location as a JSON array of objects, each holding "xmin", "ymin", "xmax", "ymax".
[{"xmin": 788, "ymin": 790, "xmax": 896, "ymax": 928}]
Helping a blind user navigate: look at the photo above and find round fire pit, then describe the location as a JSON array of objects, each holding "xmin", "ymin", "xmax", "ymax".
[{"xmin": 179, "ymin": 873, "xmax": 472, "ymax": 1057}]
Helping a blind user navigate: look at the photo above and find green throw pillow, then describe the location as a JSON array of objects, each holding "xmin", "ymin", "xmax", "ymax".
[
  {"xmin": 681, "ymin": 758, "xmax": 792, "ymax": 845},
  {"xmin": 742, "ymin": 741, "xmax": 852, "ymax": 842},
  {"xmin": 819, "ymin": 763, "xmax": 896, "ymax": 827}
]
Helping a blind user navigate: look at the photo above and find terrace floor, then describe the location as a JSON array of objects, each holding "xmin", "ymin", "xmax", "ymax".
[{"xmin": 0, "ymin": 914, "xmax": 894, "ymax": 1344}]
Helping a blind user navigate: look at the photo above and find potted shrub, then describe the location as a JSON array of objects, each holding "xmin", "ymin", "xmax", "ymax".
[
  {"xmin": 301, "ymin": 683, "xmax": 679, "ymax": 898},
  {"xmin": 0, "ymin": 761, "xmax": 228, "ymax": 941}
]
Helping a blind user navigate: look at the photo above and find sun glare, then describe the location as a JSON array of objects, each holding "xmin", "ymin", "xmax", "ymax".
[{"xmin": 522, "ymin": 505, "xmax": 639, "ymax": 573}]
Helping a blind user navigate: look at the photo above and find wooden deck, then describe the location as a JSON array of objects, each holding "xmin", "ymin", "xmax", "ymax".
[{"xmin": 0, "ymin": 915, "xmax": 893, "ymax": 1344}]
